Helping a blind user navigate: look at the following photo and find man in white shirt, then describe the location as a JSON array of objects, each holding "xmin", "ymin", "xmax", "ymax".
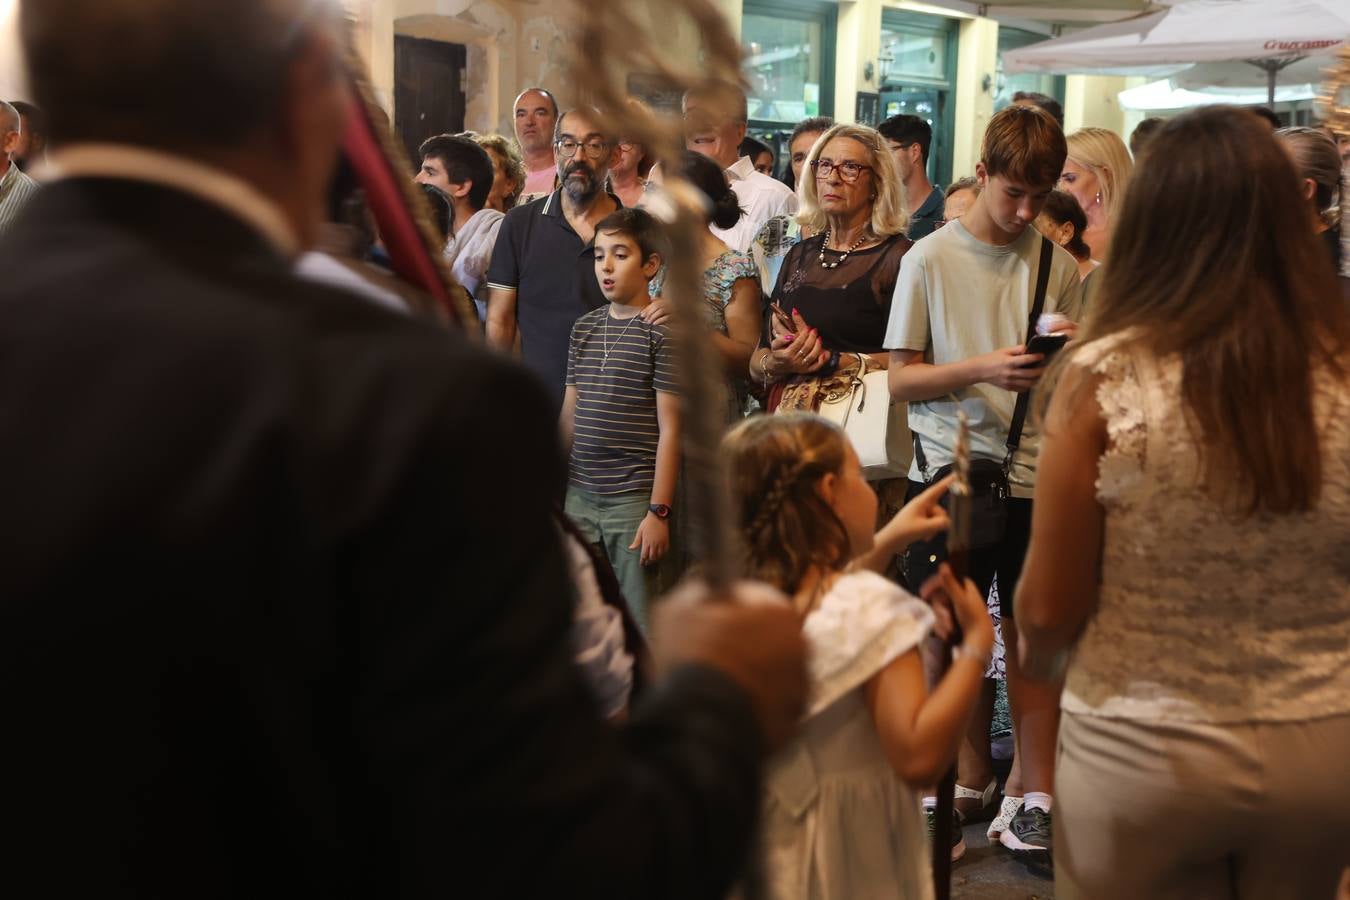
[{"xmin": 682, "ymin": 84, "xmax": 797, "ymax": 253}]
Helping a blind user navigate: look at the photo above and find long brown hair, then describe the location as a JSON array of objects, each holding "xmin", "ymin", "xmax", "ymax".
[
  {"xmin": 1055, "ymin": 105, "xmax": 1350, "ymax": 515},
  {"xmin": 723, "ymin": 414, "xmax": 852, "ymax": 595}
]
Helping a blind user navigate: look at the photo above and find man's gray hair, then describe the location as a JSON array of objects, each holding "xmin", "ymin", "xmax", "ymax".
[
  {"xmin": 0, "ymin": 101, "xmax": 20, "ymax": 136},
  {"xmin": 21, "ymin": 0, "xmax": 341, "ymax": 148},
  {"xmin": 680, "ymin": 84, "xmax": 749, "ymax": 124}
]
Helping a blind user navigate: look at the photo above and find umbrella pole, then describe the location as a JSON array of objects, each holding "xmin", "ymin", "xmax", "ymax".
[{"xmin": 1268, "ymin": 62, "xmax": 1276, "ymax": 106}]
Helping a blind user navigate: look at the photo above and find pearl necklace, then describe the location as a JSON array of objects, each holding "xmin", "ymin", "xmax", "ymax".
[
  {"xmin": 601, "ymin": 312, "xmax": 640, "ymax": 372},
  {"xmin": 817, "ymin": 228, "xmax": 870, "ymax": 269}
]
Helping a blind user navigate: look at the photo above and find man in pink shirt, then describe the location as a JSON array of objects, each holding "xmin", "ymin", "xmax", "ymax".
[{"xmin": 514, "ymin": 87, "xmax": 559, "ymax": 204}]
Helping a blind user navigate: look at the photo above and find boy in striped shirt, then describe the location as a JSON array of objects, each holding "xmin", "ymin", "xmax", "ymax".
[{"xmin": 561, "ymin": 208, "xmax": 679, "ymax": 630}]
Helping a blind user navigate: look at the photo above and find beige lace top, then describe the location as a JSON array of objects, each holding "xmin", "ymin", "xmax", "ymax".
[{"xmin": 1062, "ymin": 335, "xmax": 1350, "ymax": 724}]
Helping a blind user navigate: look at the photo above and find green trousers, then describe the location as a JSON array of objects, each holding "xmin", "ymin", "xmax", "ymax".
[{"xmin": 563, "ymin": 488, "xmax": 680, "ymax": 632}]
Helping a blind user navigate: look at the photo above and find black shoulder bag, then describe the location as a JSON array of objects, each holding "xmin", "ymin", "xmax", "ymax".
[{"xmin": 912, "ymin": 236, "xmax": 1054, "ymax": 549}]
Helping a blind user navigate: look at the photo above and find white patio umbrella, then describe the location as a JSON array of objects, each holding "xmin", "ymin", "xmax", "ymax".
[
  {"xmin": 1118, "ymin": 78, "xmax": 1317, "ymax": 111},
  {"xmin": 1003, "ymin": 0, "xmax": 1350, "ymax": 104}
]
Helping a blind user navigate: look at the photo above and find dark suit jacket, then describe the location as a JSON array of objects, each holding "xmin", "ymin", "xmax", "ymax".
[{"xmin": 0, "ymin": 179, "xmax": 762, "ymax": 898}]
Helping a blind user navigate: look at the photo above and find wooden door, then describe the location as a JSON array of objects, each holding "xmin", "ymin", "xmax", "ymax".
[{"xmin": 394, "ymin": 36, "xmax": 467, "ymax": 169}]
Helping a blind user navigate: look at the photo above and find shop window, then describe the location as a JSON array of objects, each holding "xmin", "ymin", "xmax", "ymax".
[
  {"xmin": 995, "ymin": 27, "xmax": 1066, "ymax": 114},
  {"xmin": 743, "ymin": 1, "xmax": 836, "ymax": 127},
  {"xmin": 879, "ymin": 10, "xmax": 958, "ymax": 188}
]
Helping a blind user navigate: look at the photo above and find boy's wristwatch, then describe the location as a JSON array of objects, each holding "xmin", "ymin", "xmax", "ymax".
[{"xmin": 648, "ymin": 503, "xmax": 672, "ymax": 520}]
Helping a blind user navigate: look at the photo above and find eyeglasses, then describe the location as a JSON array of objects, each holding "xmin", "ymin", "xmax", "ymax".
[
  {"xmin": 811, "ymin": 158, "xmax": 872, "ymax": 183},
  {"xmin": 555, "ymin": 138, "xmax": 611, "ymax": 160},
  {"xmin": 617, "ymin": 140, "xmax": 636, "ymax": 150}
]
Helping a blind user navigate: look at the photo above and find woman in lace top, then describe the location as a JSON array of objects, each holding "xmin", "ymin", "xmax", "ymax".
[{"xmin": 1015, "ymin": 107, "xmax": 1350, "ymax": 899}]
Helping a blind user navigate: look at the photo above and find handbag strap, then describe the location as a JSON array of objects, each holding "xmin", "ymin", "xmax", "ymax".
[
  {"xmin": 1003, "ymin": 236, "xmax": 1055, "ymax": 469},
  {"xmin": 915, "ymin": 236, "xmax": 1055, "ymax": 482}
]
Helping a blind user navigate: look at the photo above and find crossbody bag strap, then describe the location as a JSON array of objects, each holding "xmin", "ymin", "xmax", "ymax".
[{"xmin": 1003, "ymin": 236, "xmax": 1055, "ymax": 472}]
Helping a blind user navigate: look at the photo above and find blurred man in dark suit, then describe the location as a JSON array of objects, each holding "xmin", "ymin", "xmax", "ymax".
[{"xmin": 0, "ymin": 1, "xmax": 807, "ymax": 897}]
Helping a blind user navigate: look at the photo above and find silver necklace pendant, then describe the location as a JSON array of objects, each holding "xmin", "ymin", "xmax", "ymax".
[{"xmin": 601, "ymin": 312, "xmax": 639, "ymax": 372}]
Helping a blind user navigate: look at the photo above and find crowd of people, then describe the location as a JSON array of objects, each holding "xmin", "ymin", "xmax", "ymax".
[{"xmin": 2, "ymin": 1, "xmax": 1349, "ymax": 898}]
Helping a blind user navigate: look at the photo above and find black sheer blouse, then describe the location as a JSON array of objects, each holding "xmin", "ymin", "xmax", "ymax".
[{"xmin": 768, "ymin": 232, "xmax": 913, "ymax": 355}]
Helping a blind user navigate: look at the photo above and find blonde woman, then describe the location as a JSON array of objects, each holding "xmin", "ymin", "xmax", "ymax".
[
  {"xmin": 1059, "ymin": 127, "xmax": 1132, "ymax": 262},
  {"xmin": 1275, "ymin": 126, "xmax": 1344, "ymax": 272},
  {"xmin": 750, "ymin": 122, "xmax": 911, "ymax": 391}
]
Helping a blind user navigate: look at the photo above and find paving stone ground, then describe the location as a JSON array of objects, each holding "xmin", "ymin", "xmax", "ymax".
[{"xmin": 951, "ymin": 817, "xmax": 1054, "ymax": 900}]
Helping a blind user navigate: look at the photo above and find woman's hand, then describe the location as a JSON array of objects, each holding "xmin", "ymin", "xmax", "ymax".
[
  {"xmin": 767, "ymin": 328, "xmax": 829, "ymax": 375},
  {"xmin": 641, "ymin": 298, "xmax": 672, "ymax": 327}
]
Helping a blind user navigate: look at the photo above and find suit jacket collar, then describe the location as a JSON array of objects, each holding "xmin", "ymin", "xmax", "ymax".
[{"xmin": 47, "ymin": 144, "xmax": 300, "ymax": 259}]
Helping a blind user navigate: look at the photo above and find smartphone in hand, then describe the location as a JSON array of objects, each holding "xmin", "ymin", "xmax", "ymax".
[
  {"xmin": 1026, "ymin": 332, "xmax": 1068, "ymax": 362},
  {"xmin": 769, "ymin": 302, "xmax": 795, "ymax": 334}
]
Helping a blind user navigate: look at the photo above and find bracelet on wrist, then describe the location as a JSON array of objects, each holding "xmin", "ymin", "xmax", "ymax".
[
  {"xmin": 959, "ymin": 641, "xmax": 994, "ymax": 669},
  {"xmin": 758, "ymin": 350, "xmax": 777, "ymax": 385}
]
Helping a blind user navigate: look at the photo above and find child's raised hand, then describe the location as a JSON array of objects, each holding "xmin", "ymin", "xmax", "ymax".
[
  {"xmin": 630, "ymin": 513, "xmax": 670, "ymax": 566},
  {"xmin": 882, "ymin": 475, "xmax": 953, "ymax": 548},
  {"xmin": 921, "ymin": 564, "xmax": 995, "ymax": 660}
]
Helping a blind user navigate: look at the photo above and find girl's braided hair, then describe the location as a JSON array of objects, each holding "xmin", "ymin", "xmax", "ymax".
[{"xmin": 723, "ymin": 413, "xmax": 853, "ymax": 596}]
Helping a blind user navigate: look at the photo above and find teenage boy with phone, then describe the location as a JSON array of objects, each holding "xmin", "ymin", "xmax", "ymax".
[{"xmin": 884, "ymin": 105, "xmax": 1082, "ymax": 866}]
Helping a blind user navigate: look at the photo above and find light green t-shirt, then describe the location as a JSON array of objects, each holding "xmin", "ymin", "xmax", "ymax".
[{"xmin": 883, "ymin": 220, "xmax": 1084, "ymax": 498}]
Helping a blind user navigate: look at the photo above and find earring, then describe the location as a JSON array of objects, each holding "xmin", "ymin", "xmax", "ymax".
[{"xmin": 1095, "ymin": 191, "xmax": 1103, "ymax": 206}]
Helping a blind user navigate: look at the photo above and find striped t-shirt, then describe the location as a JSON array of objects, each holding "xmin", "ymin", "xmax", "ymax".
[
  {"xmin": 0, "ymin": 163, "xmax": 40, "ymax": 238},
  {"xmin": 566, "ymin": 307, "xmax": 678, "ymax": 495}
]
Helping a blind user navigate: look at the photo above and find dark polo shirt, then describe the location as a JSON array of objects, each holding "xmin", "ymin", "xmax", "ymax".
[
  {"xmin": 486, "ymin": 189, "xmax": 621, "ymax": 409},
  {"xmin": 907, "ymin": 185, "xmax": 945, "ymax": 241}
]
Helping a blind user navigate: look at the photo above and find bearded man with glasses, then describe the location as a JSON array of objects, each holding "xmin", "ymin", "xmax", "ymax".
[{"xmin": 486, "ymin": 107, "xmax": 623, "ymax": 410}]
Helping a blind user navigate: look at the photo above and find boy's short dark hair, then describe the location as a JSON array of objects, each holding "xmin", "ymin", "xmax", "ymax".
[
  {"xmin": 417, "ymin": 134, "xmax": 494, "ymax": 211},
  {"xmin": 877, "ymin": 114, "xmax": 933, "ymax": 165},
  {"xmin": 739, "ymin": 135, "xmax": 771, "ymax": 163},
  {"xmin": 981, "ymin": 105, "xmax": 1067, "ymax": 189},
  {"xmin": 595, "ymin": 207, "xmax": 665, "ymax": 264},
  {"xmin": 1011, "ymin": 91, "xmax": 1065, "ymax": 129}
]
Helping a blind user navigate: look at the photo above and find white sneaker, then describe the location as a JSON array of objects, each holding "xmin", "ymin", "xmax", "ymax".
[{"xmin": 986, "ymin": 794, "xmax": 1024, "ymax": 841}]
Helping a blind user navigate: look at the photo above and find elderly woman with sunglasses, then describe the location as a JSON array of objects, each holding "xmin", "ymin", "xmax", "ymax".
[{"xmin": 750, "ymin": 123, "xmax": 913, "ymax": 394}]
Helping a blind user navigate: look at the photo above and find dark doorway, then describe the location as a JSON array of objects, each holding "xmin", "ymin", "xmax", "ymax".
[{"xmin": 394, "ymin": 35, "xmax": 467, "ymax": 169}]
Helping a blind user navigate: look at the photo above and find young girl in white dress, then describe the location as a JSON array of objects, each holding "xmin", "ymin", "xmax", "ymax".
[{"xmin": 724, "ymin": 413, "xmax": 995, "ymax": 900}]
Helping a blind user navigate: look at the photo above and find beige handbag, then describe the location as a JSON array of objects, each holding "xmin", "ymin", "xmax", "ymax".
[{"xmin": 816, "ymin": 354, "xmax": 912, "ymax": 481}]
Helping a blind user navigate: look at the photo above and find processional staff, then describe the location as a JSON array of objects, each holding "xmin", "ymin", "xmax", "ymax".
[{"xmin": 932, "ymin": 412, "xmax": 973, "ymax": 900}]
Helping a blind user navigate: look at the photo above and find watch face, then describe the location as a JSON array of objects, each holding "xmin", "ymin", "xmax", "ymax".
[{"xmin": 649, "ymin": 504, "xmax": 671, "ymax": 519}]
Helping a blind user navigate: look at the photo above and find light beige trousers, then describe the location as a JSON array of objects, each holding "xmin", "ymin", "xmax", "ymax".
[{"xmin": 1055, "ymin": 710, "xmax": 1350, "ymax": 900}]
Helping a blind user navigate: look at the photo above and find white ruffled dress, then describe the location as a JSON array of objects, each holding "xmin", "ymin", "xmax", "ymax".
[{"xmin": 761, "ymin": 570, "xmax": 935, "ymax": 900}]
